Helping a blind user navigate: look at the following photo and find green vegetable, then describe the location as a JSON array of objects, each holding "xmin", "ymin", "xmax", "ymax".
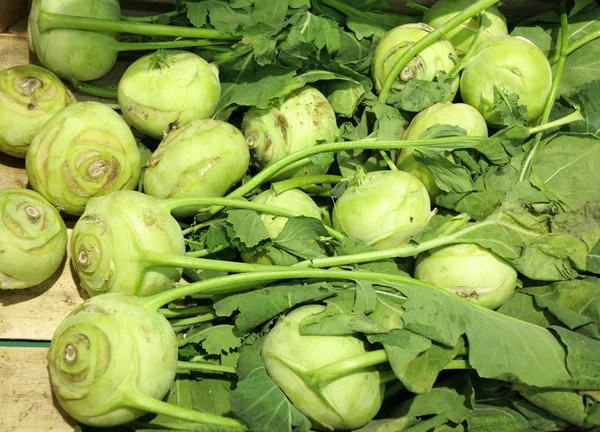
[
  {"xmin": 414, "ymin": 243, "xmax": 518, "ymax": 309},
  {"xmin": 241, "ymin": 85, "xmax": 338, "ymax": 181},
  {"xmin": 118, "ymin": 50, "xmax": 221, "ymax": 140},
  {"xmin": 332, "ymin": 170, "xmax": 433, "ymax": 249},
  {"xmin": 143, "ymin": 119, "xmax": 250, "ymax": 216},
  {"xmin": 460, "ymin": 36, "xmax": 553, "ymax": 127},
  {"xmin": 261, "ymin": 304, "xmax": 386, "ymax": 430},
  {"xmin": 396, "ymin": 102, "xmax": 488, "ymax": 198},
  {"xmin": 28, "ymin": 0, "xmax": 237, "ymax": 83},
  {"xmin": 423, "ymin": 0, "xmax": 508, "ymax": 57},
  {"xmin": 0, "ymin": 188, "xmax": 67, "ymax": 289},
  {"xmin": 0, "ymin": 64, "xmax": 75, "ymax": 158},
  {"xmin": 25, "ymin": 101, "xmax": 141, "ymax": 215},
  {"xmin": 371, "ymin": 23, "xmax": 458, "ymax": 99}
]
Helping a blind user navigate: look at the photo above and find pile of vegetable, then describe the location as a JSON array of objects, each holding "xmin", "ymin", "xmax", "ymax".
[{"xmin": 2, "ymin": 0, "xmax": 600, "ymax": 430}]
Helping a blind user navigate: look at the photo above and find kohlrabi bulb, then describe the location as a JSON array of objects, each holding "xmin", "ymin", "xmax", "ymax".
[
  {"xmin": 143, "ymin": 119, "xmax": 249, "ymax": 217},
  {"xmin": 414, "ymin": 243, "xmax": 518, "ymax": 309},
  {"xmin": 424, "ymin": 0, "xmax": 508, "ymax": 57},
  {"xmin": 460, "ymin": 36, "xmax": 552, "ymax": 128},
  {"xmin": 0, "ymin": 189, "xmax": 67, "ymax": 289},
  {"xmin": 47, "ymin": 293, "xmax": 178, "ymax": 427},
  {"xmin": 371, "ymin": 23, "xmax": 458, "ymax": 98},
  {"xmin": 118, "ymin": 50, "xmax": 221, "ymax": 140},
  {"xmin": 70, "ymin": 191, "xmax": 185, "ymax": 297},
  {"xmin": 397, "ymin": 102, "xmax": 488, "ymax": 198},
  {"xmin": 333, "ymin": 170, "xmax": 433, "ymax": 249},
  {"xmin": 252, "ymin": 188, "xmax": 322, "ymax": 238},
  {"xmin": 242, "ymin": 85, "xmax": 338, "ymax": 181},
  {"xmin": 25, "ymin": 101, "xmax": 141, "ymax": 216},
  {"xmin": 242, "ymin": 188, "xmax": 323, "ymax": 265},
  {"xmin": 0, "ymin": 65, "xmax": 75, "ymax": 158},
  {"xmin": 28, "ymin": 0, "xmax": 122, "ymax": 82},
  {"xmin": 262, "ymin": 305, "xmax": 385, "ymax": 431}
]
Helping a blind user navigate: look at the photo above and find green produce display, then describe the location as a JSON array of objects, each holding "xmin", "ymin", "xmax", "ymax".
[{"xmin": 3, "ymin": 0, "xmax": 600, "ymax": 430}]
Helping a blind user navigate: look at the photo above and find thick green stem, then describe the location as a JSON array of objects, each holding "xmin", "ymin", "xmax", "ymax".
[
  {"xmin": 378, "ymin": 0, "xmax": 499, "ymax": 103},
  {"xmin": 177, "ymin": 361, "xmax": 237, "ymax": 374},
  {"xmin": 158, "ymin": 196, "xmax": 346, "ymax": 241},
  {"xmin": 186, "ymin": 246, "xmax": 226, "ymax": 258},
  {"xmin": 448, "ymin": 12, "xmax": 485, "ymax": 78},
  {"xmin": 526, "ymin": 108, "xmax": 583, "ymax": 135},
  {"xmin": 123, "ymin": 390, "xmax": 245, "ymax": 430},
  {"xmin": 307, "ymin": 350, "xmax": 389, "ymax": 388},
  {"xmin": 71, "ymin": 80, "xmax": 118, "ymax": 99},
  {"xmin": 379, "ymin": 150, "xmax": 399, "ymax": 171},
  {"xmin": 38, "ymin": 12, "xmax": 239, "ymax": 40},
  {"xmin": 549, "ymin": 29, "xmax": 600, "ymax": 65},
  {"xmin": 121, "ymin": 11, "xmax": 180, "ymax": 23},
  {"xmin": 405, "ymin": 1, "xmax": 429, "ymax": 14},
  {"xmin": 320, "ymin": 0, "xmax": 382, "ymax": 27},
  {"xmin": 226, "ymin": 137, "xmax": 482, "ymax": 199},
  {"xmin": 113, "ymin": 39, "xmax": 232, "ymax": 52},
  {"xmin": 295, "ymin": 218, "xmax": 524, "ymax": 268},
  {"xmin": 519, "ymin": 1, "xmax": 569, "ymax": 183},
  {"xmin": 271, "ymin": 175, "xmax": 343, "ymax": 195},
  {"xmin": 160, "ymin": 305, "xmax": 213, "ymax": 318},
  {"xmin": 170, "ymin": 313, "xmax": 216, "ymax": 328}
]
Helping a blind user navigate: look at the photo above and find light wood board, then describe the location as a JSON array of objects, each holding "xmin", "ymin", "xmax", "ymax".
[{"xmin": 0, "ymin": 347, "xmax": 76, "ymax": 431}]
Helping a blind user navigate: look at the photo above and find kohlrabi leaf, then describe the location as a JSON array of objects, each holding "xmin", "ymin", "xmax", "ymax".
[
  {"xmin": 530, "ymin": 134, "xmax": 600, "ymax": 211},
  {"xmin": 226, "ymin": 209, "xmax": 271, "ymax": 249},
  {"xmin": 265, "ymin": 245, "xmax": 300, "ymax": 265},
  {"xmin": 492, "ymin": 87, "xmax": 528, "ymax": 127},
  {"xmin": 273, "ymin": 216, "xmax": 329, "ymax": 259},
  {"xmin": 388, "ymin": 72, "xmax": 456, "ymax": 112},
  {"xmin": 551, "ymin": 326, "xmax": 600, "ymax": 384},
  {"xmin": 231, "ymin": 342, "xmax": 312, "ymax": 432},
  {"xmin": 510, "ymin": 25, "xmax": 555, "ymax": 56},
  {"xmin": 197, "ymin": 325, "xmax": 243, "ymax": 356},
  {"xmin": 251, "ymin": 0, "xmax": 289, "ymax": 28},
  {"xmin": 353, "ymin": 280, "xmax": 377, "ymax": 314},
  {"xmin": 213, "ymin": 282, "xmax": 335, "ymax": 332},
  {"xmin": 497, "ymin": 292, "xmax": 559, "ymax": 329},
  {"xmin": 205, "ymin": 223, "xmax": 231, "ymax": 251},
  {"xmin": 466, "ymin": 403, "xmax": 538, "ymax": 432},
  {"xmin": 562, "ymin": 81, "xmax": 600, "ymax": 136},
  {"xmin": 418, "ymin": 125, "xmax": 467, "ymax": 140},
  {"xmin": 590, "ymin": 242, "xmax": 600, "ymax": 274},
  {"xmin": 346, "ymin": 9, "xmax": 415, "ymax": 40},
  {"xmin": 186, "ymin": 1, "xmax": 255, "ymax": 35},
  {"xmin": 413, "ymin": 150, "xmax": 476, "ymax": 193},
  {"xmin": 381, "ymin": 279, "xmax": 572, "ymax": 387}
]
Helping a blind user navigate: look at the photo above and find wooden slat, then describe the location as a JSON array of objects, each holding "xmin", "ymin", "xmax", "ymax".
[{"xmin": 0, "ymin": 347, "xmax": 75, "ymax": 431}]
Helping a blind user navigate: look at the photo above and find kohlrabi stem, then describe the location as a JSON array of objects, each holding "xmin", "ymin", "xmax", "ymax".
[
  {"xmin": 158, "ymin": 196, "xmax": 346, "ymax": 240},
  {"xmin": 160, "ymin": 305, "xmax": 213, "ymax": 318},
  {"xmin": 143, "ymin": 269, "xmax": 464, "ymax": 315},
  {"xmin": 320, "ymin": 0, "xmax": 383, "ymax": 27},
  {"xmin": 226, "ymin": 138, "xmax": 482, "ymax": 200},
  {"xmin": 526, "ymin": 108, "xmax": 583, "ymax": 135},
  {"xmin": 377, "ymin": 0, "xmax": 499, "ymax": 103},
  {"xmin": 121, "ymin": 11, "xmax": 181, "ymax": 23},
  {"xmin": 177, "ymin": 361, "xmax": 237, "ymax": 374},
  {"xmin": 170, "ymin": 313, "xmax": 216, "ymax": 328},
  {"xmin": 405, "ymin": 1, "xmax": 429, "ymax": 14},
  {"xmin": 549, "ymin": 28, "xmax": 600, "ymax": 65},
  {"xmin": 123, "ymin": 390, "xmax": 246, "ymax": 430},
  {"xmin": 297, "ymin": 218, "xmax": 527, "ymax": 269},
  {"xmin": 71, "ymin": 80, "xmax": 118, "ymax": 99},
  {"xmin": 186, "ymin": 246, "xmax": 226, "ymax": 258},
  {"xmin": 306, "ymin": 350, "xmax": 389, "ymax": 388},
  {"xmin": 518, "ymin": 1, "xmax": 569, "ymax": 183},
  {"xmin": 113, "ymin": 39, "xmax": 232, "ymax": 52},
  {"xmin": 271, "ymin": 175, "xmax": 343, "ymax": 195},
  {"xmin": 182, "ymin": 218, "xmax": 226, "ymax": 236},
  {"xmin": 38, "ymin": 12, "xmax": 239, "ymax": 41},
  {"xmin": 379, "ymin": 150, "xmax": 399, "ymax": 171},
  {"xmin": 448, "ymin": 13, "xmax": 485, "ymax": 78}
]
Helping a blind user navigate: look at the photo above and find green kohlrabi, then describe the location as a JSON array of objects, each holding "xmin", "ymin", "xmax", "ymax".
[
  {"xmin": 396, "ymin": 102, "xmax": 488, "ymax": 198},
  {"xmin": 0, "ymin": 64, "xmax": 75, "ymax": 158},
  {"xmin": 423, "ymin": 0, "xmax": 508, "ymax": 57},
  {"xmin": 414, "ymin": 243, "xmax": 518, "ymax": 309},
  {"xmin": 0, "ymin": 188, "xmax": 67, "ymax": 289},
  {"xmin": 241, "ymin": 85, "xmax": 339, "ymax": 181},
  {"xmin": 459, "ymin": 36, "xmax": 553, "ymax": 128},
  {"xmin": 28, "ymin": 0, "xmax": 237, "ymax": 83},
  {"xmin": 118, "ymin": 50, "xmax": 221, "ymax": 140},
  {"xmin": 371, "ymin": 23, "xmax": 458, "ymax": 97},
  {"xmin": 25, "ymin": 101, "xmax": 141, "ymax": 215},
  {"xmin": 261, "ymin": 304, "xmax": 386, "ymax": 431},
  {"xmin": 333, "ymin": 170, "xmax": 433, "ymax": 249}
]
